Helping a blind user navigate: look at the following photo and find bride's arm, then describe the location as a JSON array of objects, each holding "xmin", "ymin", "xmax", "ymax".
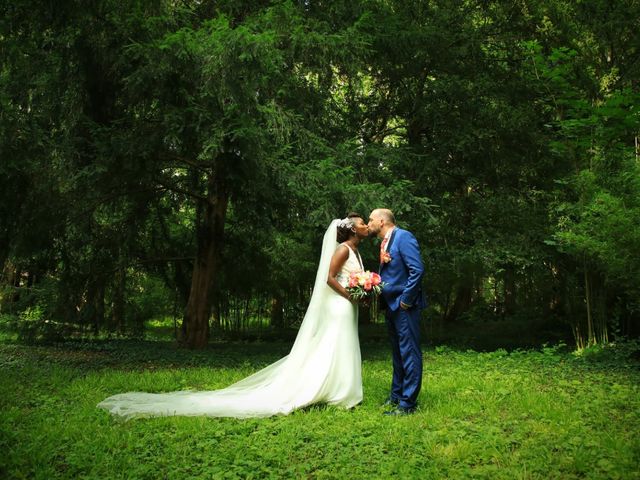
[{"xmin": 327, "ymin": 245, "xmax": 352, "ymax": 301}]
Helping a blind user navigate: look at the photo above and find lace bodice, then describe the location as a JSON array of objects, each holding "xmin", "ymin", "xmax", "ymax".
[{"xmin": 336, "ymin": 243, "xmax": 364, "ymax": 287}]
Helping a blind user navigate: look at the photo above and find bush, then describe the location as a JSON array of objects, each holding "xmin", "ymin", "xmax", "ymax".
[
  {"xmin": 573, "ymin": 338, "xmax": 640, "ymax": 367},
  {"xmin": 128, "ymin": 272, "xmax": 175, "ymax": 324},
  {"xmin": 10, "ymin": 305, "xmax": 67, "ymax": 344}
]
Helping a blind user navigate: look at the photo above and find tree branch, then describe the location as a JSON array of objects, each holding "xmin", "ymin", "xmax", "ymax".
[
  {"xmin": 162, "ymin": 152, "xmax": 214, "ymax": 173},
  {"xmin": 154, "ymin": 178, "xmax": 208, "ymax": 203}
]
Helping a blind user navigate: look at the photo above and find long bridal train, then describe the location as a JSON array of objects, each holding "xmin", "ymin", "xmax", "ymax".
[{"xmin": 97, "ymin": 220, "xmax": 362, "ymax": 419}]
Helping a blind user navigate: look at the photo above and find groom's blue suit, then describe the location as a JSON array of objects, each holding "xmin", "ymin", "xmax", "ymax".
[{"xmin": 379, "ymin": 227, "xmax": 425, "ymax": 410}]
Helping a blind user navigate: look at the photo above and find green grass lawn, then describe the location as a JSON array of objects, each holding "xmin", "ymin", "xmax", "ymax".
[{"xmin": 0, "ymin": 337, "xmax": 638, "ymax": 479}]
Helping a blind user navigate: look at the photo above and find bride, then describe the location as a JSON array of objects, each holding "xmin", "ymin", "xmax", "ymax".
[{"xmin": 98, "ymin": 213, "xmax": 370, "ymax": 419}]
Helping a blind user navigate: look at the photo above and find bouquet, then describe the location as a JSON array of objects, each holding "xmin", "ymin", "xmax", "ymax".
[{"xmin": 346, "ymin": 271, "xmax": 384, "ymax": 301}]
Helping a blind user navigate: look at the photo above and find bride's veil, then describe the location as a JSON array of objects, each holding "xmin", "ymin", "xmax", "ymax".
[
  {"xmin": 97, "ymin": 219, "xmax": 343, "ymax": 419},
  {"xmin": 289, "ymin": 219, "xmax": 340, "ymax": 345},
  {"xmin": 222, "ymin": 218, "xmax": 340, "ymax": 383}
]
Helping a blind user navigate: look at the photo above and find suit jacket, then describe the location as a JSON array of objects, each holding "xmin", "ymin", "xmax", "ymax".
[{"xmin": 379, "ymin": 227, "xmax": 426, "ymax": 312}]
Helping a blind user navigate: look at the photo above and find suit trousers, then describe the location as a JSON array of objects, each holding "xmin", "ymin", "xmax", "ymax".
[{"xmin": 385, "ymin": 307, "xmax": 422, "ymax": 409}]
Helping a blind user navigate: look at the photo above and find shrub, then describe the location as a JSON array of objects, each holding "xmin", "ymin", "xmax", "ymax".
[{"xmin": 12, "ymin": 304, "xmax": 66, "ymax": 344}]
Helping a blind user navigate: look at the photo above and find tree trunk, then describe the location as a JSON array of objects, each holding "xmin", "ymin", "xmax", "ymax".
[
  {"xmin": 359, "ymin": 303, "xmax": 371, "ymax": 325},
  {"xmin": 270, "ymin": 295, "xmax": 284, "ymax": 328},
  {"xmin": 210, "ymin": 296, "xmax": 221, "ymax": 331},
  {"xmin": 504, "ymin": 266, "xmax": 516, "ymax": 316},
  {"xmin": 584, "ymin": 262, "xmax": 595, "ymax": 346},
  {"xmin": 112, "ymin": 266, "xmax": 126, "ymax": 334},
  {"xmin": 11, "ymin": 267, "xmax": 21, "ymax": 303},
  {"xmin": 93, "ymin": 280, "xmax": 105, "ymax": 335},
  {"xmin": 445, "ymin": 277, "xmax": 473, "ymax": 322},
  {"xmin": 3, "ymin": 263, "xmax": 20, "ymax": 306},
  {"xmin": 182, "ymin": 168, "xmax": 229, "ymax": 349},
  {"xmin": 594, "ymin": 274, "xmax": 608, "ymax": 345},
  {"xmin": 82, "ymin": 276, "xmax": 105, "ymax": 335}
]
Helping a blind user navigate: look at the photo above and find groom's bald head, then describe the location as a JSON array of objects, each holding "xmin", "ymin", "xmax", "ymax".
[
  {"xmin": 368, "ymin": 209, "xmax": 396, "ymax": 238},
  {"xmin": 370, "ymin": 208, "xmax": 396, "ymax": 225}
]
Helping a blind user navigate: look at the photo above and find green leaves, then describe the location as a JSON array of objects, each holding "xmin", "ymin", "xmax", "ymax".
[{"xmin": 2, "ymin": 0, "xmax": 640, "ymax": 346}]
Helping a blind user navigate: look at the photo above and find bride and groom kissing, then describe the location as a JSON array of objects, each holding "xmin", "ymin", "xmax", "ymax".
[{"xmin": 98, "ymin": 209, "xmax": 425, "ymax": 419}]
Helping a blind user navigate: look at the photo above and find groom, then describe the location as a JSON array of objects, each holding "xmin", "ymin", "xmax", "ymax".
[{"xmin": 368, "ymin": 209, "xmax": 425, "ymax": 415}]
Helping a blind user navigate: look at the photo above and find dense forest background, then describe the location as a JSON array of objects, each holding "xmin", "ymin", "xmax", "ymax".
[{"xmin": 1, "ymin": 0, "xmax": 639, "ymax": 349}]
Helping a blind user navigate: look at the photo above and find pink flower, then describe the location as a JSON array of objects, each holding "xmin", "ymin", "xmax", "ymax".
[
  {"xmin": 345, "ymin": 270, "xmax": 385, "ymax": 303},
  {"xmin": 380, "ymin": 251, "xmax": 392, "ymax": 264}
]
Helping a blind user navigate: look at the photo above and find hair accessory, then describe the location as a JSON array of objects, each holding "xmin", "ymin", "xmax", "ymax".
[{"xmin": 338, "ymin": 217, "xmax": 355, "ymax": 229}]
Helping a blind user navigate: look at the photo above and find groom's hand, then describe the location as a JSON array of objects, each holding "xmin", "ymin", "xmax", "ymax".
[{"xmin": 400, "ymin": 301, "xmax": 411, "ymax": 310}]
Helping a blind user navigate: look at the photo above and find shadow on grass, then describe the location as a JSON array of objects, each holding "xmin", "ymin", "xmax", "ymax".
[{"xmin": 1, "ymin": 322, "xmax": 637, "ymax": 375}]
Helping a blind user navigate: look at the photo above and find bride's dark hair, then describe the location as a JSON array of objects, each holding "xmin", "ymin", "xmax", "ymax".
[{"xmin": 336, "ymin": 212, "xmax": 363, "ymax": 243}]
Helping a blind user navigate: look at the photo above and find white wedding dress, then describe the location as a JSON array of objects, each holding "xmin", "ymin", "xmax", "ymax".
[{"xmin": 97, "ymin": 220, "xmax": 363, "ymax": 419}]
